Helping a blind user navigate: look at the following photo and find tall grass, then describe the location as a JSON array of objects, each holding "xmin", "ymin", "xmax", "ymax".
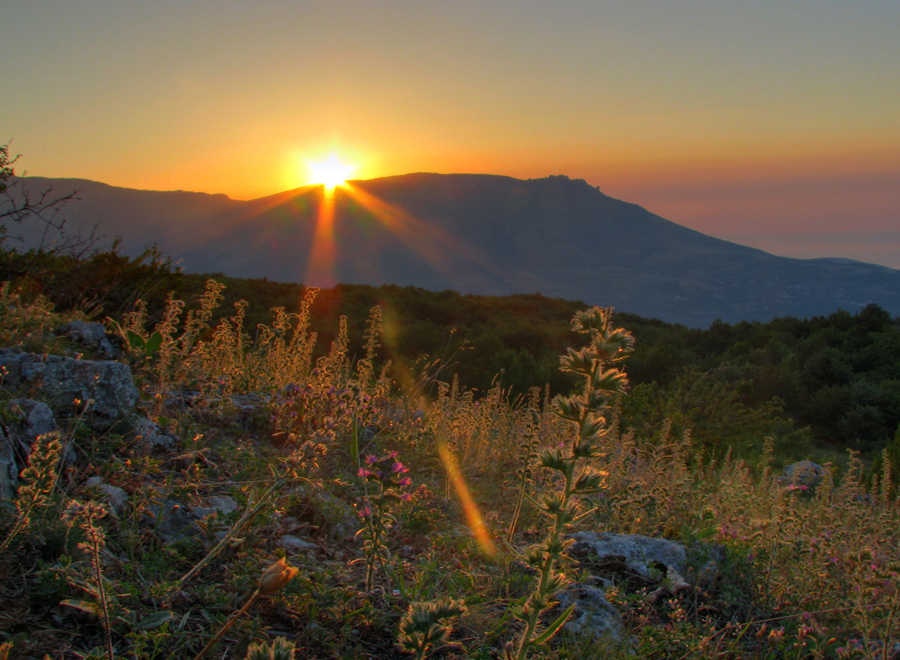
[{"xmin": 0, "ymin": 279, "xmax": 898, "ymax": 659}]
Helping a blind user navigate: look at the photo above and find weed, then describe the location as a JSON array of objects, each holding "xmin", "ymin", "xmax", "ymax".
[{"xmin": 506, "ymin": 307, "xmax": 634, "ymax": 659}]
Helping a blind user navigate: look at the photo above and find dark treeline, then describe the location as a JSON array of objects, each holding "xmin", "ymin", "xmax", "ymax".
[{"xmin": 4, "ymin": 244, "xmax": 899, "ymax": 460}]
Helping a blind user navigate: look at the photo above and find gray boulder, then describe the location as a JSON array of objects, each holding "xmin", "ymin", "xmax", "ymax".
[
  {"xmin": 279, "ymin": 534, "xmax": 319, "ymax": 552},
  {"xmin": 779, "ymin": 460, "xmax": 827, "ymax": 488},
  {"xmin": 5, "ymin": 398, "xmax": 57, "ymax": 440},
  {"xmin": 562, "ymin": 532, "xmax": 724, "ymax": 641},
  {"xmin": 84, "ymin": 477, "xmax": 129, "ymax": 515},
  {"xmin": 0, "ymin": 398, "xmax": 58, "ymax": 499},
  {"xmin": 557, "ymin": 580, "xmax": 623, "ymax": 642},
  {"xmin": 54, "ymin": 321, "xmax": 122, "ymax": 359},
  {"xmin": 0, "ymin": 349, "xmax": 138, "ymax": 427},
  {"xmin": 145, "ymin": 495, "xmax": 244, "ymax": 542},
  {"xmin": 569, "ymin": 532, "xmax": 691, "ymax": 581},
  {"xmin": 0, "ymin": 429, "xmax": 16, "ymax": 500},
  {"xmin": 129, "ymin": 416, "xmax": 178, "ymax": 450},
  {"xmin": 143, "ymin": 500, "xmax": 205, "ymax": 542},
  {"xmin": 193, "ymin": 495, "xmax": 239, "ymax": 519}
]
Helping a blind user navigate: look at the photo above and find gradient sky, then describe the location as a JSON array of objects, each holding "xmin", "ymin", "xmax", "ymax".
[{"xmin": 3, "ymin": 1, "xmax": 899, "ymax": 267}]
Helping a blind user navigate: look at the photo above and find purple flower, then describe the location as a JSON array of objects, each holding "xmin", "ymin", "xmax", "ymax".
[
  {"xmin": 365, "ymin": 454, "xmax": 378, "ymax": 465},
  {"xmin": 358, "ymin": 468, "xmax": 373, "ymax": 478},
  {"xmin": 392, "ymin": 462, "xmax": 409, "ymax": 474},
  {"xmin": 398, "ymin": 477, "xmax": 412, "ymax": 487}
]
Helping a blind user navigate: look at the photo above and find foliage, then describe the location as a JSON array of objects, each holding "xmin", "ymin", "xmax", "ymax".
[
  {"xmin": 354, "ymin": 450, "xmax": 415, "ymax": 594},
  {"xmin": 2, "ymin": 259, "xmax": 900, "ymax": 659},
  {"xmin": 507, "ymin": 307, "xmax": 634, "ymax": 659}
]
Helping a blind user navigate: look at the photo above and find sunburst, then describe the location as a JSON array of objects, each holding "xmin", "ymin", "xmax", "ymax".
[{"xmin": 307, "ymin": 154, "xmax": 355, "ymax": 191}]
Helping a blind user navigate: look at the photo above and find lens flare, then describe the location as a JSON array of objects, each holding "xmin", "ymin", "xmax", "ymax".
[{"xmin": 437, "ymin": 440, "xmax": 497, "ymax": 558}]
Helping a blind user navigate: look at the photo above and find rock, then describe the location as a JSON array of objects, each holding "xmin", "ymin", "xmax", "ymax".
[
  {"xmin": 129, "ymin": 416, "xmax": 177, "ymax": 450},
  {"xmin": 568, "ymin": 531, "xmax": 724, "ymax": 592},
  {"xmin": 0, "ymin": 398, "xmax": 59, "ymax": 499},
  {"xmin": 779, "ymin": 460, "xmax": 827, "ymax": 488},
  {"xmin": 207, "ymin": 496, "xmax": 239, "ymax": 515},
  {"xmin": 279, "ymin": 534, "xmax": 318, "ymax": 552},
  {"xmin": 54, "ymin": 321, "xmax": 122, "ymax": 359},
  {"xmin": 569, "ymin": 532, "xmax": 691, "ymax": 581},
  {"xmin": 0, "ymin": 349, "xmax": 138, "ymax": 427},
  {"xmin": 84, "ymin": 477, "xmax": 129, "ymax": 514},
  {"xmin": 557, "ymin": 580, "xmax": 624, "ymax": 642},
  {"xmin": 562, "ymin": 532, "xmax": 725, "ymax": 644},
  {"xmin": 0, "ymin": 429, "xmax": 16, "ymax": 500},
  {"xmin": 5, "ymin": 398, "xmax": 57, "ymax": 440},
  {"xmin": 143, "ymin": 500, "xmax": 204, "ymax": 542},
  {"xmin": 193, "ymin": 495, "xmax": 239, "ymax": 519}
]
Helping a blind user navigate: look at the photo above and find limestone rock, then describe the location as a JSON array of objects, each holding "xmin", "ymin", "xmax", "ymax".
[
  {"xmin": 779, "ymin": 460, "xmax": 827, "ymax": 488},
  {"xmin": 143, "ymin": 500, "xmax": 204, "ymax": 542},
  {"xmin": 0, "ymin": 429, "xmax": 16, "ymax": 500},
  {"xmin": 129, "ymin": 416, "xmax": 177, "ymax": 450},
  {"xmin": 563, "ymin": 531, "xmax": 725, "ymax": 641},
  {"xmin": 193, "ymin": 495, "xmax": 239, "ymax": 519},
  {"xmin": 569, "ymin": 532, "xmax": 691, "ymax": 581},
  {"xmin": 557, "ymin": 580, "xmax": 623, "ymax": 641},
  {"xmin": 54, "ymin": 321, "xmax": 122, "ymax": 359},
  {"xmin": 5, "ymin": 398, "xmax": 57, "ymax": 440},
  {"xmin": 207, "ymin": 496, "xmax": 239, "ymax": 515},
  {"xmin": 0, "ymin": 349, "xmax": 138, "ymax": 427},
  {"xmin": 279, "ymin": 534, "xmax": 319, "ymax": 552},
  {"xmin": 0, "ymin": 398, "xmax": 59, "ymax": 499},
  {"xmin": 84, "ymin": 477, "xmax": 129, "ymax": 514}
]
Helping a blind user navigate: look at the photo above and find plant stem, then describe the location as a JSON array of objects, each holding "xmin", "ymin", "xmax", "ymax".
[{"xmin": 193, "ymin": 590, "xmax": 260, "ymax": 660}]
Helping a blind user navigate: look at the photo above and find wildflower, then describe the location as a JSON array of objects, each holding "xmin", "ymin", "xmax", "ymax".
[
  {"xmin": 767, "ymin": 627, "xmax": 785, "ymax": 648},
  {"xmin": 392, "ymin": 461, "xmax": 409, "ymax": 474},
  {"xmin": 258, "ymin": 558, "xmax": 299, "ymax": 595}
]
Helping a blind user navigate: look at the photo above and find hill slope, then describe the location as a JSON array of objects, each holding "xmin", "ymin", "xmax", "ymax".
[{"xmin": 5, "ymin": 173, "xmax": 899, "ymax": 326}]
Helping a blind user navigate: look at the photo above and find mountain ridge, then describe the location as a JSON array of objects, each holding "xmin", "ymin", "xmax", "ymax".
[{"xmin": 4, "ymin": 172, "xmax": 898, "ymax": 327}]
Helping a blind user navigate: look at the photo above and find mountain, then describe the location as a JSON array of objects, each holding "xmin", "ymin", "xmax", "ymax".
[{"xmin": 4, "ymin": 173, "xmax": 899, "ymax": 327}]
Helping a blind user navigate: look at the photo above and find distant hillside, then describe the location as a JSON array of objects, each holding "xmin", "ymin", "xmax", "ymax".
[{"xmin": 5, "ymin": 173, "xmax": 899, "ymax": 326}]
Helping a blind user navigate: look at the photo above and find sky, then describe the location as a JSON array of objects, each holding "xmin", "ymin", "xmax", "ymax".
[{"xmin": 2, "ymin": 1, "xmax": 900, "ymax": 268}]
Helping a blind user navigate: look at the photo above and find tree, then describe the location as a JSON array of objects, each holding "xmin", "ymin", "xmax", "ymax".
[{"xmin": 0, "ymin": 142, "xmax": 83, "ymax": 252}]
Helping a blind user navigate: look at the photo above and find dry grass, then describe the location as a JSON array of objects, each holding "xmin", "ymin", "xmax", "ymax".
[{"xmin": 0, "ymin": 282, "xmax": 897, "ymax": 659}]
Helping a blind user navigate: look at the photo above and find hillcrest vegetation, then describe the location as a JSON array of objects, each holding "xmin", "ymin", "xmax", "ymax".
[{"xmin": 1, "ymin": 238, "xmax": 899, "ymax": 659}]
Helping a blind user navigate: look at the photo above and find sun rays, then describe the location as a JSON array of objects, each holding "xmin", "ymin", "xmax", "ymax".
[{"xmin": 299, "ymin": 176, "xmax": 535, "ymax": 296}]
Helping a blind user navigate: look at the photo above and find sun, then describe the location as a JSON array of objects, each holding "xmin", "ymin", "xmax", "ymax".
[{"xmin": 307, "ymin": 154, "xmax": 355, "ymax": 191}]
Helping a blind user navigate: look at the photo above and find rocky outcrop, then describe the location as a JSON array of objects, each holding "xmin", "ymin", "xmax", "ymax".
[
  {"xmin": 0, "ymin": 349, "xmax": 138, "ymax": 427},
  {"xmin": 54, "ymin": 321, "xmax": 123, "ymax": 359},
  {"xmin": 561, "ymin": 532, "xmax": 725, "ymax": 642}
]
